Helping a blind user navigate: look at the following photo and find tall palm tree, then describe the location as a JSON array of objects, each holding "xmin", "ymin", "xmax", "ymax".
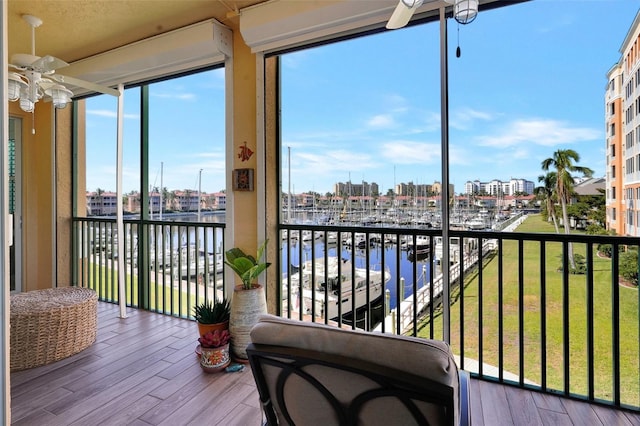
[
  {"xmin": 536, "ymin": 172, "xmax": 560, "ymax": 233},
  {"xmin": 541, "ymin": 149, "xmax": 594, "ymax": 270},
  {"xmin": 95, "ymin": 187, "xmax": 104, "ymax": 216}
]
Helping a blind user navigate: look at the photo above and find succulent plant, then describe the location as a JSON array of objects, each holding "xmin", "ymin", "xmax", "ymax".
[
  {"xmin": 193, "ymin": 297, "xmax": 231, "ymax": 324},
  {"xmin": 198, "ymin": 329, "xmax": 231, "ymax": 348}
]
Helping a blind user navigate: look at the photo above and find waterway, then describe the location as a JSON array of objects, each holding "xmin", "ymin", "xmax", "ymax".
[{"xmin": 281, "ymin": 236, "xmax": 435, "ymax": 329}]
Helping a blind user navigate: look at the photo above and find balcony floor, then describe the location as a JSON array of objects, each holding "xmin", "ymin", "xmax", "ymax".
[{"xmin": 11, "ymin": 302, "xmax": 640, "ymax": 425}]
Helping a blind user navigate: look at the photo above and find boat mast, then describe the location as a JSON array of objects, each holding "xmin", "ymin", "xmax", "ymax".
[
  {"xmin": 197, "ymin": 168, "xmax": 202, "ymax": 222},
  {"xmin": 159, "ymin": 162, "xmax": 163, "ymax": 221},
  {"xmin": 288, "ymin": 146, "xmax": 292, "ymax": 223}
]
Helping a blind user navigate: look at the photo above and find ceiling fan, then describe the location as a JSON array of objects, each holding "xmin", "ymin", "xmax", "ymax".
[
  {"xmin": 386, "ymin": 0, "xmax": 478, "ymax": 30},
  {"xmin": 8, "ymin": 14, "xmax": 119, "ymax": 115}
]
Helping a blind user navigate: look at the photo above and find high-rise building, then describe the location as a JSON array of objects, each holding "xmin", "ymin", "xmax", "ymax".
[
  {"xmin": 606, "ymin": 11, "xmax": 640, "ymax": 236},
  {"xmin": 464, "ymin": 178, "xmax": 534, "ymax": 196}
]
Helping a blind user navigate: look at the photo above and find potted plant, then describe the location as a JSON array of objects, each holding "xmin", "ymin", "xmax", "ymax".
[
  {"xmin": 193, "ymin": 297, "xmax": 231, "ymax": 338},
  {"xmin": 198, "ymin": 329, "xmax": 231, "ymax": 373},
  {"xmin": 225, "ymin": 240, "xmax": 271, "ymax": 360}
]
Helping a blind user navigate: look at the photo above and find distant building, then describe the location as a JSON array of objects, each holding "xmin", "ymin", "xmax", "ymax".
[
  {"xmin": 333, "ymin": 181, "xmax": 378, "ymax": 196},
  {"xmin": 464, "ymin": 178, "xmax": 534, "ymax": 196},
  {"xmin": 605, "ymin": 11, "xmax": 639, "ymax": 235},
  {"xmin": 204, "ymin": 192, "xmax": 226, "ymax": 210},
  {"xmin": 573, "ymin": 177, "xmax": 606, "ymax": 198},
  {"xmin": 604, "ymin": 12, "xmax": 640, "ymax": 236},
  {"xmin": 86, "ymin": 191, "xmax": 118, "ymax": 216}
]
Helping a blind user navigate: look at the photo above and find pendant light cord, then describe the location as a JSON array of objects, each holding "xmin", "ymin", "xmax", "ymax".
[{"xmin": 456, "ymin": 22, "xmax": 461, "ymax": 58}]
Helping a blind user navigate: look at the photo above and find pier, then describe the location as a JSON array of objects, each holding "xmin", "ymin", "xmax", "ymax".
[{"xmin": 377, "ymin": 216, "xmax": 527, "ymax": 335}]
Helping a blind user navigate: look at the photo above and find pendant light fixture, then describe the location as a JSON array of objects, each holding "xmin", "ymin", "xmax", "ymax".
[
  {"xmin": 387, "ymin": 0, "xmax": 479, "ymax": 30},
  {"xmin": 444, "ymin": 0, "xmax": 479, "ymax": 25}
]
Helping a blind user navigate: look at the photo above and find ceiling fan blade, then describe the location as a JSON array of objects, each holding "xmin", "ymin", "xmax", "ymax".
[
  {"xmin": 30, "ymin": 55, "xmax": 69, "ymax": 72},
  {"xmin": 37, "ymin": 79, "xmax": 57, "ymax": 91},
  {"xmin": 51, "ymin": 74, "xmax": 120, "ymax": 97},
  {"xmin": 386, "ymin": 0, "xmax": 424, "ymax": 30}
]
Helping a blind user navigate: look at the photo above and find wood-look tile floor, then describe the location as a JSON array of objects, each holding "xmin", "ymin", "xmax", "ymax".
[{"xmin": 10, "ymin": 302, "xmax": 640, "ymax": 425}]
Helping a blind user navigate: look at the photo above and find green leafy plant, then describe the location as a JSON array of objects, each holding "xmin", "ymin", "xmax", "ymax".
[
  {"xmin": 224, "ymin": 240, "xmax": 271, "ymax": 290},
  {"xmin": 193, "ymin": 297, "xmax": 231, "ymax": 324},
  {"xmin": 198, "ymin": 329, "xmax": 231, "ymax": 348}
]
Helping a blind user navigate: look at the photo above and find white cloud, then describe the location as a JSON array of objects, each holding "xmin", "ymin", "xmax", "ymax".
[
  {"xmin": 151, "ymin": 92, "xmax": 196, "ymax": 101},
  {"xmin": 450, "ymin": 107, "xmax": 495, "ymax": 131},
  {"xmin": 87, "ymin": 109, "xmax": 139, "ymax": 119},
  {"xmin": 381, "ymin": 141, "xmax": 441, "ymax": 165},
  {"xmin": 367, "ymin": 114, "xmax": 395, "ymax": 128},
  {"xmin": 475, "ymin": 118, "xmax": 600, "ymax": 147}
]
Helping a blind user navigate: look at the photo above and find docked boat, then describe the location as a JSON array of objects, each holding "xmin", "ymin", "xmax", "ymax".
[
  {"xmin": 408, "ymin": 243, "xmax": 430, "ymax": 261},
  {"xmin": 284, "ymin": 256, "xmax": 390, "ymax": 320},
  {"xmin": 173, "ymin": 252, "xmax": 224, "ymax": 280}
]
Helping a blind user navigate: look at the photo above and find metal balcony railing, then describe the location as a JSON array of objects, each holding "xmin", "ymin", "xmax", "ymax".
[
  {"xmin": 72, "ymin": 214, "xmax": 639, "ymax": 412},
  {"xmin": 278, "ymin": 218, "xmax": 640, "ymax": 413},
  {"xmin": 72, "ymin": 217, "xmax": 227, "ymax": 319}
]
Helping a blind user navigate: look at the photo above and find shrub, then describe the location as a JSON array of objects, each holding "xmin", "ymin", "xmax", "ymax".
[{"xmin": 620, "ymin": 250, "xmax": 639, "ymax": 286}]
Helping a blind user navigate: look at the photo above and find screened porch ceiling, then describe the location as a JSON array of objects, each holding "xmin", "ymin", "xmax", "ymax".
[
  {"xmin": 6, "ymin": 1, "xmax": 508, "ymax": 92},
  {"xmin": 6, "ymin": 0, "xmax": 269, "ymax": 63}
]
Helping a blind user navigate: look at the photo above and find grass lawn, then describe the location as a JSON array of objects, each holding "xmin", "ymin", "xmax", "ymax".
[
  {"xmin": 82, "ymin": 261, "xmax": 223, "ymax": 320},
  {"xmin": 420, "ymin": 214, "xmax": 639, "ymax": 407}
]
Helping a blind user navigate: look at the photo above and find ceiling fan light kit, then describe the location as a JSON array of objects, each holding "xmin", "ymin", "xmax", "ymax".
[
  {"xmin": 8, "ymin": 14, "xmax": 74, "ymax": 113},
  {"xmin": 7, "ymin": 72, "xmax": 27, "ymax": 101},
  {"xmin": 387, "ymin": 0, "xmax": 479, "ymax": 30},
  {"xmin": 45, "ymin": 85, "xmax": 73, "ymax": 109},
  {"xmin": 445, "ymin": 0, "xmax": 479, "ymax": 25}
]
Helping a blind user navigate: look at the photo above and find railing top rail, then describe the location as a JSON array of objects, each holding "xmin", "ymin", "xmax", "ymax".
[
  {"xmin": 73, "ymin": 217, "xmax": 226, "ymax": 228},
  {"xmin": 278, "ymin": 222, "xmax": 640, "ymax": 245}
]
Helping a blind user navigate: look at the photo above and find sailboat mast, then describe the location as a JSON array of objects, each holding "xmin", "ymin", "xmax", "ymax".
[
  {"xmin": 197, "ymin": 169, "xmax": 202, "ymax": 222},
  {"xmin": 288, "ymin": 146, "xmax": 292, "ymax": 223},
  {"xmin": 159, "ymin": 162, "xmax": 163, "ymax": 221}
]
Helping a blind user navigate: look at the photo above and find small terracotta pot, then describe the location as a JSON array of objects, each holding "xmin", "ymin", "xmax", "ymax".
[{"xmin": 197, "ymin": 320, "xmax": 229, "ymax": 338}]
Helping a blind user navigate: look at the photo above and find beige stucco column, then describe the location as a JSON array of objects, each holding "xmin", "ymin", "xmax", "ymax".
[{"xmin": 226, "ymin": 20, "xmax": 279, "ymax": 314}]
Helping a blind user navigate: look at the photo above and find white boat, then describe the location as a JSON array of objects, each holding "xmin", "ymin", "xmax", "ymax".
[
  {"xmin": 166, "ymin": 244, "xmax": 224, "ymax": 279},
  {"xmin": 325, "ymin": 231, "xmax": 338, "ymax": 244},
  {"xmin": 173, "ymin": 253, "xmax": 224, "ymax": 279},
  {"xmin": 284, "ymin": 256, "xmax": 390, "ymax": 320}
]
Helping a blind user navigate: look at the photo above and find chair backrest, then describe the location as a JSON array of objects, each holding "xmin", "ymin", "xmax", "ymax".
[{"xmin": 247, "ymin": 314, "xmax": 464, "ymax": 426}]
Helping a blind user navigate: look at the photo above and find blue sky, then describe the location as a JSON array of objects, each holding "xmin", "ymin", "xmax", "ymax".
[{"xmin": 85, "ymin": 0, "xmax": 639, "ymax": 196}]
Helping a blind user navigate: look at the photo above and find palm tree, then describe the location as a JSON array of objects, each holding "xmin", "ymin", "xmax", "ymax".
[
  {"xmin": 95, "ymin": 187, "xmax": 104, "ymax": 216},
  {"xmin": 541, "ymin": 149, "xmax": 594, "ymax": 270},
  {"xmin": 536, "ymin": 172, "xmax": 560, "ymax": 233}
]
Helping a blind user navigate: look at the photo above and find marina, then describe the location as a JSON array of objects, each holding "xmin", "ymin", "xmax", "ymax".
[{"xmin": 280, "ymin": 210, "xmax": 527, "ymax": 329}]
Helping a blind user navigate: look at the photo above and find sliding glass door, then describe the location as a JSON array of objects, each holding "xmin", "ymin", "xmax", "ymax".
[{"xmin": 9, "ymin": 116, "xmax": 22, "ymax": 292}]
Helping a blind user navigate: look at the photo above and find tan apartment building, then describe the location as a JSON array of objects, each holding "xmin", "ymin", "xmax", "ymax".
[{"xmin": 607, "ymin": 11, "xmax": 640, "ymax": 235}]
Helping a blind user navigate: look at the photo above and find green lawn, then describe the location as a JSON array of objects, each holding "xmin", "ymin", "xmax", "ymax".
[
  {"xmin": 82, "ymin": 262, "xmax": 221, "ymax": 319},
  {"xmin": 420, "ymin": 214, "xmax": 639, "ymax": 407}
]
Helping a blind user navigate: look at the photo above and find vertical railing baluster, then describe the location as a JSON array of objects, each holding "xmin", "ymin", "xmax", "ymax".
[
  {"xmin": 395, "ymin": 233, "xmax": 402, "ymax": 335},
  {"xmin": 459, "ymin": 236, "xmax": 466, "ymax": 371},
  {"xmin": 518, "ymin": 239, "xmax": 524, "ymax": 386},
  {"xmin": 429, "ymin": 234, "xmax": 435, "ymax": 340},
  {"xmin": 478, "ymin": 236, "xmax": 484, "ymax": 377},
  {"xmin": 586, "ymin": 241, "xmax": 594, "ymax": 401},
  {"xmin": 498, "ymin": 237, "xmax": 504, "ymax": 382},
  {"xmin": 611, "ymin": 242, "xmax": 621, "ymax": 406},
  {"xmin": 540, "ymin": 240, "xmax": 547, "ymax": 391},
  {"xmin": 562, "ymin": 240, "xmax": 570, "ymax": 396},
  {"xmin": 411, "ymin": 233, "xmax": 418, "ymax": 337}
]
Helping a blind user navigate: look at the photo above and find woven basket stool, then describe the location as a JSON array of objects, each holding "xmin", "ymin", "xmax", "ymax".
[{"xmin": 10, "ymin": 287, "xmax": 98, "ymax": 372}]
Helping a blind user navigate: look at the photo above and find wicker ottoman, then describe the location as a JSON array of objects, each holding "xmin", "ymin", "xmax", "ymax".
[{"xmin": 10, "ymin": 287, "xmax": 98, "ymax": 372}]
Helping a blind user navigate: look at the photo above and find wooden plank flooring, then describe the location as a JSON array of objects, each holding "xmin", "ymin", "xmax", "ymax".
[{"xmin": 11, "ymin": 302, "xmax": 640, "ymax": 425}]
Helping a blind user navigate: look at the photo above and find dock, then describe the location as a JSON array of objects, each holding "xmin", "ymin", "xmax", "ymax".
[{"xmin": 375, "ymin": 216, "xmax": 527, "ymax": 335}]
